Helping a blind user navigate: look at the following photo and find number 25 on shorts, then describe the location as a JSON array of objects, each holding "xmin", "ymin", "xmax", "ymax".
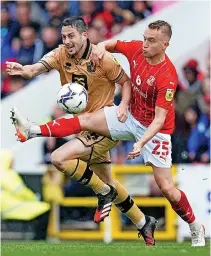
[{"xmin": 152, "ymin": 140, "xmax": 169, "ymax": 158}]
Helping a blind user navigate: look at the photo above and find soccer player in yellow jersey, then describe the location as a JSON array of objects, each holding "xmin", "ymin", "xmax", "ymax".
[{"xmin": 7, "ymin": 17, "xmax": 157, "ymax": 245}]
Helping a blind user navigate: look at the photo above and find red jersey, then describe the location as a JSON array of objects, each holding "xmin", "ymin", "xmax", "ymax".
[{"xmin": 115, "ymin": 40, "xmax": 178, "ymax": 134}]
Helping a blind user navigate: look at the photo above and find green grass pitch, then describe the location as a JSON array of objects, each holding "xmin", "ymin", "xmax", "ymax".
[{"xmin": 1, "ymin": 241, "xmax": 210, "ymax": 256}]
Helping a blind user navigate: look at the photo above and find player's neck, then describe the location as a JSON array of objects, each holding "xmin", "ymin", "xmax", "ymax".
[
  {"xmin": 74, "ymin": 41, "xmax": 88, "ymax": 59},
  {"xmin": 146, "ymin": 52, "xmax": 166, "ymax": 66}
]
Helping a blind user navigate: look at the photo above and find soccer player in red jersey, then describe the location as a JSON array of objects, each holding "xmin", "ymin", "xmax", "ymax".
[{"xmin": 10, "ymin": 20, "xmax": 205, "ymax": 246}]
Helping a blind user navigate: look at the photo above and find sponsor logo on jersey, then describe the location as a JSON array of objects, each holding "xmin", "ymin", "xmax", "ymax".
[
  {"xmin": 165, "ymin": 89, "xmax": 174, "ymax": 101},
  {"xmin": 146, "ymin": 76, "xmax": 155, "ymax": 86},
  {"xmin": 132, "ymin": 84, "xmax": 147, "ymax": 98}
]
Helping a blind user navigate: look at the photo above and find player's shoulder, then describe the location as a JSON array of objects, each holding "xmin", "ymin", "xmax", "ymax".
[
  {"xmin": 166, "ymin": 55, "xmax": 177, "ymax": 73},
  {"xmin": 57, "ymin": 44, "xmax": 67, "ymax": 54},
  {"xmin": 100, "ymin": 51, "xmax": 120, "ymax": 67},
  {"xmin": 158, "ymin": 56, "xmax": 178, "ymax": 83},
  {"xmin": 119, "ymin": 40, "xmax": 142, "ymax": 45},
  {"xmin": 117, "ymin": 40, "xmax": 142, "ymax": 48},
  {"xmin": 42, "ymin": 44, "xmax": 64, "ymax": 58}
]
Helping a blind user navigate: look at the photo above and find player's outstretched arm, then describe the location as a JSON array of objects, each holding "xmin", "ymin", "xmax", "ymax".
[
  {"xmin": 6, "ymin": 62, "xmax": 48, "ymax": 79},
  {"xmin": 127, "ymin": 106, "xmax": 168, "ymax": 159}
]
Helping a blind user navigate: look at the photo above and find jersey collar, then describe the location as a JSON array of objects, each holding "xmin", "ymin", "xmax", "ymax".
[{"xmin": 81, "ymin": 39, "xmax": 92, "ymax": 60}]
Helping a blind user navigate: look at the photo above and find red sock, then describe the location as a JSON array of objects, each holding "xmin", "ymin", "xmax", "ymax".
[
  {"xmin": 170, "ymin": 189, "xmax": 195, "ymax": 224},
  {"xmin": 40, "ymin": 117, "xmax": 82, "ymax": 137}
]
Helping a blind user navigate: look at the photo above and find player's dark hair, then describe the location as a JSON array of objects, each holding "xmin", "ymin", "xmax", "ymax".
[
  {"xmin": 61, "ymin": 17, "xmax": 88, "ymax": 33},
  {"xmin": 148, "ymin": 20, "xmax": 172, "ymax": 40}
]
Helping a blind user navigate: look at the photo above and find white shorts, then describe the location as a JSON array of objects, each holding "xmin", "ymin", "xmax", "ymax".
[{"xmin": 104, "ymin": 106, "xmax": 172, "ymax": 168}]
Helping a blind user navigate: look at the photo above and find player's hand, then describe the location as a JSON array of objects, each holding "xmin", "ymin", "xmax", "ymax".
[
  {"xmin": 116, "ymin": 102, "xmax": 128, "ymax": 122},
  {"xmin": 91, "ymin": 43, "xmax": 106, "ymax": 66},
  {"xmin": 127, "ymin": 142, "xmax": 143, "ymax": 160},
  {"xmin": 6, "ymin": 62, "xmax": 24, "ymax": 76}
]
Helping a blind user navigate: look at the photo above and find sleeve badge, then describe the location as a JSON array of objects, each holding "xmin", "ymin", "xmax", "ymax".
[
  {"xmin": 111, "ymin": 55, "xmax": 119, "ymax": 65},
  {"xmin": 165, "ymin": 89, "xmax": 174, "ymax": 101}
]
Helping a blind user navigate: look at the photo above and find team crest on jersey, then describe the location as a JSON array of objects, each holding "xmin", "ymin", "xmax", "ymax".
[
  {"xmin": 86, "ymin": 61, "xmax": 96, "ymax": 72},
  {"xmin": 64, "ymin": 62, "xmax": 72, "ymax": 70},
  {"xmin": 146, "ymin": 76, "xmax": 155, "ymax": 86},
  {"xmin": 165, "ymin": 89, "xmax": 174, "ymax": 101}
]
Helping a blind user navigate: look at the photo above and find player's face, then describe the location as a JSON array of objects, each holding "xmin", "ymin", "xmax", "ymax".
[
  {"xmin": 142, "ymin": 28, "xmax": 169, "ymax": 58},
  {"xmin": 61, "ymin": 26, "xmax": 87, "ymax": 56}
]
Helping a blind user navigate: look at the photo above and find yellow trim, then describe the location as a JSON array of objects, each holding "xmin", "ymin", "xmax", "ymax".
[
  {"xmin": 48, "ymin": 165, "xmax": 177, "ymax": 240},
  {"xmin": 111, "ymin": 164, "xmax": 177, "ymax": 176}
]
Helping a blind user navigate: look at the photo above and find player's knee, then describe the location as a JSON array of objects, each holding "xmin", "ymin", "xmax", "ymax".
[
  {"xmin": 51, "ymin": 150, "xmax": 66, "ymax": 171},
  {"xmin": 160, "ymin": 182, "xmax": 175, "ymax": 196},
  {"xmin": 78, "ymin": 113, "xmax": 92, "ymax": 129}
]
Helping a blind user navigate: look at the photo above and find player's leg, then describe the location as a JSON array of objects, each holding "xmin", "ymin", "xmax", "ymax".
[
  {"xmin": 10, "ymin": 106, "xmax": 134, "ymax": 142},
  {"xmin": 139, "ymin": 130, "xmax": 205, "ymax": 247},
  {"xmin": 152, "ymin": 165, "xmax": 205, "ymax": 247},
  {"xmin": 86, "ymin": 110, "xmax": 157, "ymax": 246},
  {"xmin": 50, "ymin": 138, "xmax": 117, "ymax": 222},
  {"xmin": 10, "ymin": 107, "xmax": 111, "ymax": 142},
  {"xmin": 91, "ymin": 163, "xmax": 147, "ymax": 235}
]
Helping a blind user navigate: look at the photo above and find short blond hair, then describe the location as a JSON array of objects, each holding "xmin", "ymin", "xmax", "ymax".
[{"xmin": 148, "ymin": 20, "xmax": 172, "ymax": 39}]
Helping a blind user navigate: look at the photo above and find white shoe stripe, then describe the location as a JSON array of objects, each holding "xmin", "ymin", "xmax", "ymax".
[
  {"xmin": 102, "ymin": 206, "xmax": 111, "ymax": 213},
  {"xmin": 101, "ymin": 211, "xmax": 110, "ymax": 218},
  {"xmin": 103, "ymin": 203, "xmax": 112, "ymax": 208}
]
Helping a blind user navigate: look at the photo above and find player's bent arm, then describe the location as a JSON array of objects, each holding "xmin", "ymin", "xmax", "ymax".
[
  {"xmin": 96, "ymin": 40, "xmax": 118, "ymax": 56},
  {"xmin": 137, "ymin": 106, "xmax": 168, "ymax": 146},
  {"xmin": 117, "ymin": 74, "xmax": 132, "ymax": 106},
  {"xmin": 103, "ymin": 40, "xmax": 118, "ymax": 53},
  {"xmin": 92, "ymin": 40, "xmax": 118, "ymax": 65}
]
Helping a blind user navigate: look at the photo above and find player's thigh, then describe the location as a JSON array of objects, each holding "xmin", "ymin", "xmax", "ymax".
[
  {"xmin": 90, "ymin": 163, "xmax": 115, "ymax": 187},
  {"xmin": 77, "ymin": 131, "xmax": 118, "ymax": 165},
  {"xmin": 104, "ymin": 105, "xmax": 136, "ymax": 141},
  {"xmin": 79, "ymin": 109, "xmax": 111, "ymax": 138},
  {"xmin": 52, "ymin": 138, "xmax": 92, "ymax": 162}
]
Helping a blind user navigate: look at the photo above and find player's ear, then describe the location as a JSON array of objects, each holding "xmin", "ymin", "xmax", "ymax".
[
  {"xmin": 163, "ymin": 41, "xmax": 169, "ymax": 49},
  {"xmin": 82, "ymin": 31, "xmax": 88, "ymax": 39}
]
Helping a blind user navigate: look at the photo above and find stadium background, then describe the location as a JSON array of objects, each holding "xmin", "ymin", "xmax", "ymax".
[{"xmin": 1, "ymin": 0, "xmax": 210, "ymax": 252}]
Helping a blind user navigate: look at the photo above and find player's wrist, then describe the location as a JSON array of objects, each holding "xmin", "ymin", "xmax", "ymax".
[
  {"xmin": 120, "ymin": 101, "xmax": 129, "ymax": 107},
  {"xmin": 136, "ymin": 140, "xmax": 145, "ymax": 147}
]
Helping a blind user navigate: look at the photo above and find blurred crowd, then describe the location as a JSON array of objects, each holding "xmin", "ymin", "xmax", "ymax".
[
  {"xmin": 1, "ymin": 0, "xmax": 210, "ymax": 165},
  {"xmin": 1, "ymin": 0, "xmax": 152, "ymax": 98}
]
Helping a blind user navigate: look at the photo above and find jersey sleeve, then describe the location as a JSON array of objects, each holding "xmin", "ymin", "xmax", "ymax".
[
  {"xmin": 38, "ymin": 47, "xmax": 61, "ymax": 71},
  {"xmin": 115, "ymin": 40, "xmax": 142, "ymax": 59},
  {"xmin": 155, "ymin": 77, "xmax": 177, "ymax": 110},
  {"xmin": 102, "ymin": 52, "xmax": 125, "ymax": 83}
]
